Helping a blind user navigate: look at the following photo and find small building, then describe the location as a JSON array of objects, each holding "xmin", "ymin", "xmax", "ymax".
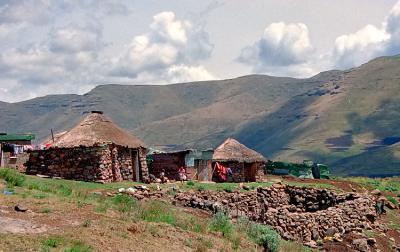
[
  {"xmin": 212, "ymin": 138, "xmax": 266, "ymax": 182},
  {"xmin": 148, "ymin": 150, "xmax": 191, "ymax": 180},
  {"xmin": 0, "ymin": 133, "xmax": 35, "ymax": 170},
  {"xmin": 193, "ymin": 149, "xmax": 214, "ymax": 181},
  {"xmin": 26, "ymin": 111, "xmax": 149, "ymax": 183}
]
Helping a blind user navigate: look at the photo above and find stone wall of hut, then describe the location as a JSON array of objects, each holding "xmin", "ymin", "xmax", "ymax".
[{"xmin": 26, "ymin": 145, "xmax": 148, "ymax": 183}]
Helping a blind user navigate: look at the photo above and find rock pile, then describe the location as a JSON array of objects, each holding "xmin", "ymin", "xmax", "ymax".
[
  {"xmin": 118, "ymin": 185, "xmax": 165, "ymax": 200},
  {"xmin": 174, "ymin": 184, "xmax": 377, "ymax": 245}
]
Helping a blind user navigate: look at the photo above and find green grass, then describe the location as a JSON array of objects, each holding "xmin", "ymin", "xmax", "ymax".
[
  {"xmin": 139, "ymin": 201, "xmax": 176, "ymax": 225},
  {"xmin": 346, "ymin": 177, "xmax": 400, "ymax": 193},
  {"xmin": 387, "ymin": 196, "xmax": 398, "ymax": 206},
  {"xmin": 64, "ymin": 241, "xmax": 92, "ymax": 252},
  {"xmin": 0, "ymin": 168, "xmax": 25, "ymax": 187}
]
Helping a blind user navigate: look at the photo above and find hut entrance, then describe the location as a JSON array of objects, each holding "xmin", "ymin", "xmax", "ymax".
[
  {"xmin": 131, "ymin": 150, "xmax": 140, "ymax": 182},
  {"xmin": 244, "ymin": 163, "xmax": 257, "ymax": 182}
]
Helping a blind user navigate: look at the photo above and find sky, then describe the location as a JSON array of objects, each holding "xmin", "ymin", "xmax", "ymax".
[{"xmin": 0, "ymin": 0, "xmax": 400, "ymax": 102}]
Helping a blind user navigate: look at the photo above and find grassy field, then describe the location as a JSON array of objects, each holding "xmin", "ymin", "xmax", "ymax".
[{"xmin": 0, "ymin": 169, "xmax": 316, "ymax": 252}]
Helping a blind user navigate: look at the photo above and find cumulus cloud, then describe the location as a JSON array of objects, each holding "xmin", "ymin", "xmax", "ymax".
[
  {"xmin": 0, "ymin": 22, "xmax": 103, "ymax": 101},
  {"xmin": 0, "ymin": 9, "xmax": 214, "ymax": 102},
  {"xmin": 110, "ymin": 11, "xmax": 214, "ymax": 82},
  {"xmin": 238, "ymin": 22, "xmax": 315, "ymax": 76},
  {"xmin": 239, "ymin": 1, "xmax": 400, "ymax": 77},
  {"xmin": 331, "ymin": 0, "xmax": 400, "ymax": 69},
  {"xmin": 238, "ymin": 22, "xmax": 314, "ymax": 76}
]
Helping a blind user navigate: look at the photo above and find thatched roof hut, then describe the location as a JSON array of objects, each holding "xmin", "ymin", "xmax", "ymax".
[
  {"xmin": 212, "ymin": 138, "xmax": 266, "ymax": 163},
  {"xmin": 52, "ymin": 111, "xmax": 145, "ymax": 148}
]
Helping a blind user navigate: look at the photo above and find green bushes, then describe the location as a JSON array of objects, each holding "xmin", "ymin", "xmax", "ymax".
[
  {"xmin": 208, "ymin": 212, "xmax": 233, "ymax": 237},
  {"xmin": 237, "ymin": 217, "xmax": 281, "ymax": 252},
  {"xmin": 0, "ymin": 168, "xmax": 25, "ymax": 187},
  {"xmin": 186, "ymin": 180, "xmax": 195, "ymax": 186}
]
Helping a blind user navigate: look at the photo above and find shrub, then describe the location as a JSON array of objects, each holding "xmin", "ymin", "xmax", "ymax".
[
  {"xmin": 111, "ymin": 194, "xmax": 137, "ymax": 213},
  {"xmin": 186, "ymin": 180, "xmax": 195, "ymax": 186},
  {"xmin": 82, "ymin": 219, "xmax": 91, "ymax": 227},
  {"xmin": 208, "ymin": 212, "xmax": 233, "ymax": 237},
  {"xmin": 42, "ymin": 208, "xmax": 51, "ymax": 213},
  {"xmin": 0, "ymin": 168, "xmax": 25, "ymax": 187},
  {"xmin": 41, "ymin": 237, "xmax": 62, "ymax": 248},
  {"xmin": 236, "ymin": 217, "xmax": 281, "ymax": 252}
]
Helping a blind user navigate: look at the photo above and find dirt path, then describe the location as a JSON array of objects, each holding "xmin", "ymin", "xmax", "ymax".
[{"xmin": 0, "ymin": 215, "xmax": 48, "ymax": 234}]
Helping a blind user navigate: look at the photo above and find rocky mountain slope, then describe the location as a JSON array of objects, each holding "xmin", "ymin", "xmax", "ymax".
[{"xmin": 1, "ymin": 55, "xmax": 400, "ymax": 176}]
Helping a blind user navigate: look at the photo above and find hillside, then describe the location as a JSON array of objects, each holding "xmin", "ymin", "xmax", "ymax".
[{"xmin": 1, "ymin": 56, "xmax": 400, "ymax": 175}]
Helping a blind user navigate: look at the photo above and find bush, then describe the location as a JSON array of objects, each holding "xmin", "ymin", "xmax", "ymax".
[
  {"xmin": 111, "ymin": 194, "xmax": 137, "ymax": 213},
  {"xmin": 208, "ymin": 212, "xmax": 233, "ymax": 237},
  {"xmin": 186, "ymin": 180, "xmax": 195, "ymax": 186},
  {"xmin": 0, "ymin": 168, "xmax": 25, "ymax": 187},
  {"xmin": 237, "ymin": 217, "xmax": 281, "ymax": 252}
]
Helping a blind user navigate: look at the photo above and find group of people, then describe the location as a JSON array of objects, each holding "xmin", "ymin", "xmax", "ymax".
[{"xmin": 148, "ymin": 166, "xmax": 187, "ymax": 184}]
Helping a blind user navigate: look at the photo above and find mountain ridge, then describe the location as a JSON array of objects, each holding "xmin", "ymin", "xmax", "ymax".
[{"xmin": 1, "ymin": 55, "xmax": 400, "ymax": 176}]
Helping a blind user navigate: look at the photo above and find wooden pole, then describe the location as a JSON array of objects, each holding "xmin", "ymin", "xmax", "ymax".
[{"xmin": 51, "ymin": 129, "xmax": 55, "ymax": 143}]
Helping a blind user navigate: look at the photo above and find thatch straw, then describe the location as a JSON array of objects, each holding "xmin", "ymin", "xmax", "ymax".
[
  {"xmin": 212, "ymin": 138, "xmax": 266, "ymax": 163},
  {"xmin": 52, "ymin": 112, "xmax": 145, "ymax": 148}
]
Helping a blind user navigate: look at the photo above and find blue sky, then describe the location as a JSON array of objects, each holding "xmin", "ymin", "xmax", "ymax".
[{"xmin": 0, "ymin": 0, "xmax": 399, "ymax": 102}]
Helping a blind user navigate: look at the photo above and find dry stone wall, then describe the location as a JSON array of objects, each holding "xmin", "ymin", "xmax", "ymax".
[{"xmin": 174, "ymin": 184, "xmax": 377, "ymax": 244}]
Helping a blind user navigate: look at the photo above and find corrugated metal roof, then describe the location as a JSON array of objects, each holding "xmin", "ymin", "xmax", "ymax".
[{"xmin": 0, "ymin": 133, "xmax": 35, "ymax": 141}]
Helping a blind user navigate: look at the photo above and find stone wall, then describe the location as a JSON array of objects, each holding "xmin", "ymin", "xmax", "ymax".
[
  {"xmin": 1, "ymin": 152, "xmax": 30, "ymax": 171},
  {"xmin": 26, "ymin": 145, "xmax": 145, "ymax": 183},
  {"xmin": 26, "ymin": 146, "xmax": 106, "ymax": 181},
  {"xmin": 174, "ymin": 184, "xmax": 377, "ymax": 244}
]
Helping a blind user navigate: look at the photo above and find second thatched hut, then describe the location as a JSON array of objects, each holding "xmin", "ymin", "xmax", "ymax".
[
  {"xmin": 26, "ymin": 111, "xmax": 149, "ymax": 183},
  {"xmin": 212, "ymin": 138, "xmax": 266, "ymax": 182}
]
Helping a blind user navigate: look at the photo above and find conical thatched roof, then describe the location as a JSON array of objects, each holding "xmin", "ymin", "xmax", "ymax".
[
  {"xmin": 52, "ymin": 112, "xmax": 145, "ymax": 148},
  {"xmin": 212, "ymin": 138, "xmax": 266, "ymax": 163}
]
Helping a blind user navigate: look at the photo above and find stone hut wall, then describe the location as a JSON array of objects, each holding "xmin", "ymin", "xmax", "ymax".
[
  {"xmin": 26, "ymin": 145, "xmax": 148, "ymax": 183},
  {"xmin": 26, "ymin": 146, "xmax": 108, "ymax": 182}
]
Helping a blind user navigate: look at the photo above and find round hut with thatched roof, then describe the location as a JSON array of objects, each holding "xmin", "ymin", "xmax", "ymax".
[
  {"xmin": 26, "ymin": 111, "xmax": 149, "ymax": 183},
  {"xmin": 212, "ymin": 138, "xmax": 266, "ymax": 182}
]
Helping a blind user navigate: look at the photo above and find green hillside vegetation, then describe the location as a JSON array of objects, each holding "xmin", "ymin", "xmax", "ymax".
[{"xmin": 0, "ymin": 56, "xmax": 400, "ymax": 175}]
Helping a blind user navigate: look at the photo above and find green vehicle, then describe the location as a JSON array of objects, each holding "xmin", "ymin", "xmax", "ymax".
[{"xmin": 266, "ymin": 160, "xmax": 330, "ymax": 179}]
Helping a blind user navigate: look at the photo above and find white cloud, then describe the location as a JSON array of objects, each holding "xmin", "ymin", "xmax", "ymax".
[
  {"xmin": 331, "ymin": 0, "xmax": 400, "ymax": 69},
  {"xmin": 239, "ymin": 0, "xmax": 400, "ymax": 77},
  {"xmin": 238, "ymin": 22, "xmax": 315, "ymax": 76},
  {"xmin": 49, "ymin": 23, "xmax": 103, "ymax": 53},
  {"xmin": 331, "ymin": 25, "xmax": 389, "ymax": 69},
  {"xmin": 110, "ymin": 11, "xmax": 214, "ymax": 82}
]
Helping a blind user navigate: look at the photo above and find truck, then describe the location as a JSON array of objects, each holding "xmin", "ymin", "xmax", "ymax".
[{"xmin": 265, "ymin": 160, "xmax": 330, "ymax": 179}]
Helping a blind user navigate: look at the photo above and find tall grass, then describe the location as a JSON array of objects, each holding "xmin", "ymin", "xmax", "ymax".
[{"xmin": 0, "ymin": 168, "xmax": 25, "ymax": 187}]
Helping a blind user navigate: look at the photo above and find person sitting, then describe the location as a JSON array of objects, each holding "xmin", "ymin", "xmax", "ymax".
[{"xmin": 178, "ymin": 166, "xmax": 187, "ymax": 183}]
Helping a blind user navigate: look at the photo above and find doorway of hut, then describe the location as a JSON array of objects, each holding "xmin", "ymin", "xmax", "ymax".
[
  {"xmin": 131, "ymin": 149, "xmax": 140, "ymax": 182},
  {"xmin": 211, "ymin": 161, "xmax": 257, "ymax": 183}
]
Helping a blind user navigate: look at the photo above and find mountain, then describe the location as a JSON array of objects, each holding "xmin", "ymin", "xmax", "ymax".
[{"xmin": 1, "ymin": 55, "xmax": 400, "ymax": 176}]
